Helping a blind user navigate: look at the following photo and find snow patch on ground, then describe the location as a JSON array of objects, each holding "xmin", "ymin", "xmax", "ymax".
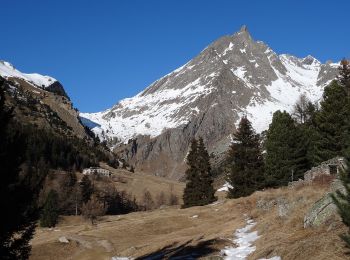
[
  {"xmin": 217, "ymin": 182, "xmax": 233, "ymax": 192},
  {"xmin": 0, "ymin": 60, "xmax": 56, "ymax": 88},
  {"xmin": 221, "ymin": 218, "xmax": 281, "ymax": 260},
  {"xmin": 221, "ymin": 219, "xmax": 259, "ymax": 259}
]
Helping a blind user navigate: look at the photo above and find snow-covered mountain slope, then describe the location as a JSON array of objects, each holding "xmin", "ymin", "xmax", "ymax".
[
  {"xmin": 0, "ymin": 60, "xmax": 57, "ymax": 88},
  {"xmin": 81, "ymin": 26, "xmax": 338, "ymax": 144},
  {"xmin": 81, "ymin": 26, "xmax": 339, "ymax": 179}
]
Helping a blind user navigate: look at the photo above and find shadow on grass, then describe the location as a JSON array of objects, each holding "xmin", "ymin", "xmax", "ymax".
[{"xmin": 136, "ymin": 238, "xmax": 224, "ymax": 260}]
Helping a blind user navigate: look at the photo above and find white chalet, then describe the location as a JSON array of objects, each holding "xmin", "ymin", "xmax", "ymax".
[{"xmin": 83, "ymin": 167, "xmax": 111, "ymax": 177}]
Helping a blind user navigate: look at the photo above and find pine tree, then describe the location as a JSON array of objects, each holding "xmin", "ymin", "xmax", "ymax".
[
  {"xmin": 227, "ymin": 116, "xmax": 264, "ymax": 198},
  {"xmin": 183, "ymin": 139, "xmax": 201, "ymax": 207},
  {"xmin": 331, "ymin": 157, "xmax": 350, "ymax": 249},
  {"xmin": 81, "ymin": 175, "xmax": 93, "ymax": 203},
  {"xmin": 315, "ymin": 81, "xmax": 349, "ymax": 162},
  {"xmin": 0, "ymin": 77, "xmax": 43, "ymax": 259},
  {"xmin": 265, "ymin": 111, "xmax": 308, "ymax": 187},
  {"xmin": 338, "ymin": 59, "xmax": 350, "ymax": 94},
  {"xmin": 183, "ymin": 138, "xmax": 216, "ymax": 207},
  {"xmin": 197, "ymin": 137, "xmax": 216, "ymax": 205},
  {"xmin": 40, "ymin": 190, "xmax": 59, "ymax": 227}
]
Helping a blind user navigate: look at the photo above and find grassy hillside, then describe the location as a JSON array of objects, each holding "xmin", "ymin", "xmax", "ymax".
[{"xmin": 30, "ymin": 177, "xmax": 347, "ymax": 260}]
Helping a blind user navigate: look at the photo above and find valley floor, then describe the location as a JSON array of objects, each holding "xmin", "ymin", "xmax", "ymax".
[{"xmin": 30, "ymin": 180, "xmax": 348, "ymax": 260}]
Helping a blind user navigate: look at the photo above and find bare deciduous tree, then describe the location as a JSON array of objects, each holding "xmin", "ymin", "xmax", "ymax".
[
  {"xmin": 168, "ymin": 193, "xmax": 179, "ymax": 205},
  {"xmin": 292, "ymin": 94, "xmax": 309, "ymax": 124},
  {"xmin": 142, "ymin": 190, "xmax": 154, "ymax": 211},
  {"xmin": 81, "ymin": 195, "xmax": 105, "ymax": 224},
  {"xmin": 155, "ymin": 191, "xmax": 166, "ymax": 208}
]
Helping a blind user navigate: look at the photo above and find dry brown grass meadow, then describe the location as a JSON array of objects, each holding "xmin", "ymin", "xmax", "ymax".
[{"xmin": 30, "ymin": 172, "xmax": 348, "ymax": 260}]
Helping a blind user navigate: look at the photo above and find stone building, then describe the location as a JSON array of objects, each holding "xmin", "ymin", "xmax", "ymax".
[
  {"xmin": 303, "ymin": 157, "xmax": 346, "ymax": 182},
  {"xmin": 82, "ymin": 167, "xmax": 111, "ymax": 177}
]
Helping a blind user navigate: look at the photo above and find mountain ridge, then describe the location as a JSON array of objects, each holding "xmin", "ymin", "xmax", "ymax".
[
  {"xmin": 80, "ymin": 26, "xmax": 339, "ymax": 179},
  {"xmin": 81, "ymin": 26, "xmax": 338, "ymax": 144}
]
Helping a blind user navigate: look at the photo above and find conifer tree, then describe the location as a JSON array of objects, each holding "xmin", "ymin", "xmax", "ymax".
[
  {"xmin": 0, "ymin": 77, "xmax": 43, "ymax": 259},
  {"xmin": 40, "ymin": 190, "xmax": 59, "ymax": 227},
  {"xmin": 315, "ymin": 81, "xmax": 349, "ymax": 162},
  {"xmin": 81, "ymin": 175, "xmax": 93, "ymax": 203},
  {"xmin": 183, "ymin": 139, "xmax": 201, "ymax": 207},
  {"xmin": 338, "ymin": 59, "xmax": 350, "ymax": 94},
  {"xmin": 331, "ymin": 157, "xmax": 350, "ymax": 249},
  {"xmin": 265, "ymin": 111, "xmax": 308, "ymax": 187},
  {"xmin": 227, "ymin": 116, "xmax": 264, "ymax": 198},
  {"xmin": 183, "ymin": 138, "xmax": 216, "ymax": 207},
  {"xmin": 197, "ymin": 137, "xmax": 216, "ymax": 204}
]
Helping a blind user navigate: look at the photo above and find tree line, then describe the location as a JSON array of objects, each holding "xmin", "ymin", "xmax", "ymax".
[
  {"xmin": 183, "ymin": 59, "xmax": 350, "ymax": 203},
  {"xmin": 40, "ymin": 174, "xmax": 140, "ymax": 226},
  {"xmin": 181, "ymin": 59, "xmax": 350, "ymax": 251}
]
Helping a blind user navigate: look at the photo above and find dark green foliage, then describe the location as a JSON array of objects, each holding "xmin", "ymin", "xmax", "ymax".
[
  {"xmin": 331, "ymin": 157, "xmax": 350, "ymax": 249},
  {"xmin": 227, "ymin": 116, "xmax": 264, "ymax": 198},
  {"xmin": 265, "ymin": 111, "xmax": 309, "ymax": 187},
  {"xmin": 291, "ymin": 96, "xmax": 321, "ymax": 167},
  {"xmin": 107, "ymin": 157, "xmax": 119, "ymax": 168},
  {"xmin": 19, "ymin": 123, "xmax": 101, "ymax": 172},
  {"xmin": 183, "ymin": 139, "xmax": 201, "ymax": 207},
  {"xmin": 183, "ymin": 138, "xmax": 216, "ymax": 208},
  {"xmin": 315, "ymin": 81, "xmax": 350, "ymax": 162},
  {"xmin": 331, "ymin": 59, "xmax": 350, "ymax": 250},
  {"xmin": 197, "ymin": 138, "xmax": 216, "ymax": 205},
  {"xmin": 58, "ymin": 172, "xmax": 80, "ymax": 215},
  {"xmin": 105, "ymin": 190, "xmax": 139, "ymax": 214},
  {"xmin": 0, "ymin": 77, "xmax": 44, "ymax": 259},
  {"xmin": 40, "ymin": 190, "xmax": 59, "ymax": 227},
  {"xmin": 338, "ymin": 59, "xmax": 350, "ymax": 94},
  {"xmin": 81, "ymin": 175, "xmax": 93, "ymax": 203}
]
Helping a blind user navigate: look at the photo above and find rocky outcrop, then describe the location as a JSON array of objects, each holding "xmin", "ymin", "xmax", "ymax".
[
  {"xmin": 256, "ymin": 197, "xmax": 299, "ymax": 218},
  {"xmin": 2, "ymin": 75, "xmax": 88, "ymax": 138},
  {"xmin": 58, "ymin": 236, "xmax": 69, "ymax": 243},
  {"xmin": 303, "ymin": 179, "xmax": 345, "ymax": 228},
  {"xmin": 45, "ymin": 81, "xmax": 69, "ymax": 98}
]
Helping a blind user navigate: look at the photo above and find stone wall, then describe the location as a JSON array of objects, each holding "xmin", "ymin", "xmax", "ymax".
[{"xmin": 303, "ymin": 157, "xmax": 346, "ymax": 182}]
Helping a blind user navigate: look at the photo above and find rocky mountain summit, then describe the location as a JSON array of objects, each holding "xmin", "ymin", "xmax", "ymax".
[
  {"xmin": 0, "ymin": 61, "xmax": 68, "ymax": 98},
  {"xmin": 0, "ymin": 61, "xmax": 86, "ymax": 138},
  {"xmin": 83, "ymin": 26, "xmax": 338, "ymax": 179}
]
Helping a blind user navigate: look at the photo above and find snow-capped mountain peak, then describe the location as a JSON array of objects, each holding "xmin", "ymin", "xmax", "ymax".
[
  {"xmin": 0, "ymin": 60, "xmax": 57, "ymax": 88},
  {"xmin": 81, "ymin": 27, "xmax": 338, "ymax": 145}
]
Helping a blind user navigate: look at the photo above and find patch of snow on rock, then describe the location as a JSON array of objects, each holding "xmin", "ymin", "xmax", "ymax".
[
  {"xmin": 81, "ymin": 77, "xmax": 215, "ymax": 143},
  {"xmin": 0, "ymin": 60, "xmax": 56, "ymax": 88}
]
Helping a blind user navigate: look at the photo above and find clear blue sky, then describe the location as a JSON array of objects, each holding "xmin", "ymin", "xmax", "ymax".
[{"xmin": 2, "ymin": 0, "xmax": 349, "ymax": 112}]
